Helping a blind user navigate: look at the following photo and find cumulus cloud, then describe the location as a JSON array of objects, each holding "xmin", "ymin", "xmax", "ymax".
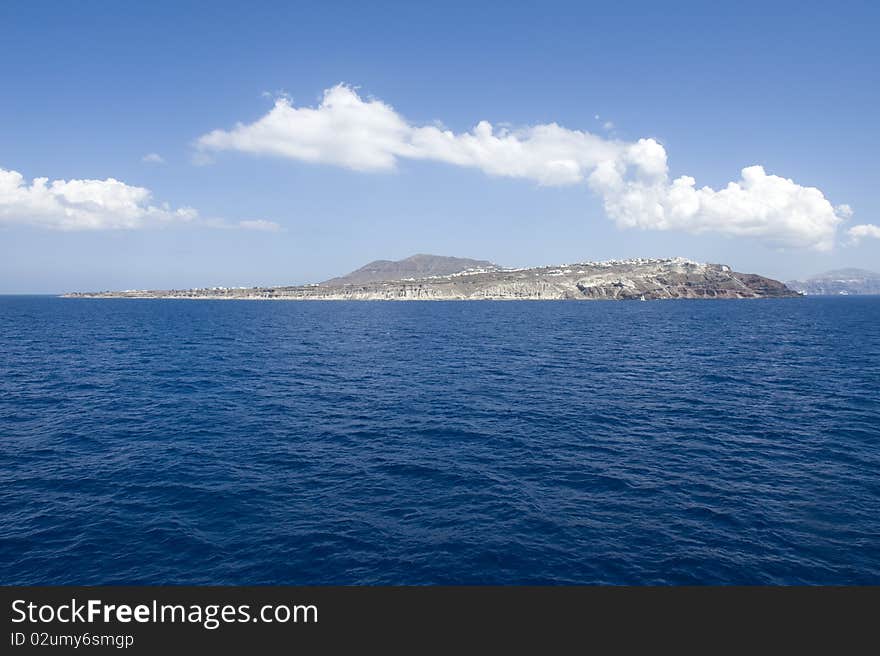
[
  {"xmin": 142, "ymin": 152, "xmax": 165, "ymax": 164},
  {"xmin": 0, "ymin": 167, "xmax": 198, "ymax": 230},
  {"xmin": 196, "ymin": 84, "xmax": 854, "ymax": 250},
  {"xmin": 847, "ymin": 223, "xmax": 880, "ymax": 243},
  {"xmin": 196, "ymin": 84, "xmax": 619, "ymax": 184},
  {"xmin": 0, "ymin": 167, "xmax": 277, "ymax": 232},
  {"xmin": 589, "ymin": 161, "xmax": 850, "ymax": 251}
]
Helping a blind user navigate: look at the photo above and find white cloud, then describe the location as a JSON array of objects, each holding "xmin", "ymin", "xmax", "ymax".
[
  {"xmin": 197, "ymin": 84, "xmax": 620, "ymax": 183},
  {"xmin": 142, "ymin": 153, "xmax": 165, "ymax": 164},
  {"xmin": 589, "ymin": 162, "xmax": 849, "ymax": 251},
  {"xmin": 603, "ymin": 121, "xmax": 614, "ymax": 131},
  {"xmin": 0, "ymin": 166, "xmax": 276, "ymax": 232},
  {"xmin": 847, "ymin": 223, "xmax": 880, "ymax": 243},
  {"xmin": 0, "ymin": 167, "xmax": 198, "ymax": 230},
  {"xmin": 196, "ymin": 84, "xmax": 854, "ymax": 250},
  {"xmin": 238, "ymin": 219, "xmax": 282, "ymax": 232}
]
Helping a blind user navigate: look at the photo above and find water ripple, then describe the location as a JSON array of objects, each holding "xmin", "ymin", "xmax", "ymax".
[{"xmin": 1, "ymin": 295, "xmax": 878, "ymax": 584}]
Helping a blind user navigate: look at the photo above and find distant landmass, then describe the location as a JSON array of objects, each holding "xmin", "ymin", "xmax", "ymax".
[
  {"xmin": 65, "ymin": 255, "xmax": 798, "ymax": 301},
  {"xmin": 787, "ymin": 268, "xmax": 880, "ymax": 296},
  {"xmin": 321, "ymin": 254, "xmax": 500, "ymax": 286}
]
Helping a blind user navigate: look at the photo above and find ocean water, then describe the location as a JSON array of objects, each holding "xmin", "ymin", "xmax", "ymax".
[{"xmin": 1, "ymin": 295, "xmax": 878, "ymax": 585}]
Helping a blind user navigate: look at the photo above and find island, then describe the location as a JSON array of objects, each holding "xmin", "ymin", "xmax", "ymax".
[
  {"xmin": 787, "ymin": 268, "xmax": 880, "ymax": 296},
  {"xmin": 63, "ymin": 255, "xmax": 799, "ymax": 301}
]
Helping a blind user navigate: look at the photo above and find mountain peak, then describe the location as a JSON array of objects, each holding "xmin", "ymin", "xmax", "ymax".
[{"xmin": 321, "ymin": 254, "xmax": 501, "ymax": 286}]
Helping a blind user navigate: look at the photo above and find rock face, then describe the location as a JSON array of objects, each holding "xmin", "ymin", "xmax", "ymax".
[
  {"xmin": 787, "ymin": 268, "xmax": 880, "ymax": 296},
  {"xmin": 65, "ymin": 257, "xmax": 799, "ymax": 301},
  {"xmin": 321, "ymin": 254, "xmax": 500, "ymax": 286}
]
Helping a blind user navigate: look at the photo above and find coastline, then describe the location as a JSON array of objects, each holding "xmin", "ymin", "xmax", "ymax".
[{"xmin": 61, "ymin": 257, "xmax": 800, "ymax": 302}]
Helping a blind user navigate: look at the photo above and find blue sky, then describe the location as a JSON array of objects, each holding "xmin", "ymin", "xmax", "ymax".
[{"xmin": 1, "ymin": 0, "xmax": 877, "ymax": 293}]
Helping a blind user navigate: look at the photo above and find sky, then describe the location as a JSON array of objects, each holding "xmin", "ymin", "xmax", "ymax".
[{"xmin": 0, "ymin": 0, "xmax": 877, "ymax": 293}]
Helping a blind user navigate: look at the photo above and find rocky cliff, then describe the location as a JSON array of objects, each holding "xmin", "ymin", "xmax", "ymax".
[{"xmin": 65, "ymin": 257, "xmax": 798, "ymax": 301}]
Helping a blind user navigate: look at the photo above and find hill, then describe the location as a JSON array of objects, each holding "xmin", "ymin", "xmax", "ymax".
[{"xmin": 321, "ymin": 254, "xmax": 500, "ymax": 286}]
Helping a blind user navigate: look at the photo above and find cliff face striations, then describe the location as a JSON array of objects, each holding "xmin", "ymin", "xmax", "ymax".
[{"xmin": 65, "ymin": 257, "xmax": 799, "ymax": 301}]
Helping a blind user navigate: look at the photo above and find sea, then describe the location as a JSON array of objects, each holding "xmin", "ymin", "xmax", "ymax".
[{"xmin": 1, "ymin": 295, "xmax": 878, "ymax": 585}]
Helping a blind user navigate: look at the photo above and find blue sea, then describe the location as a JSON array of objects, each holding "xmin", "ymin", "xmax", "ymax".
[{"xmin": 1, "ymin": 296, "xmax": 878, "ymax": 585}]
